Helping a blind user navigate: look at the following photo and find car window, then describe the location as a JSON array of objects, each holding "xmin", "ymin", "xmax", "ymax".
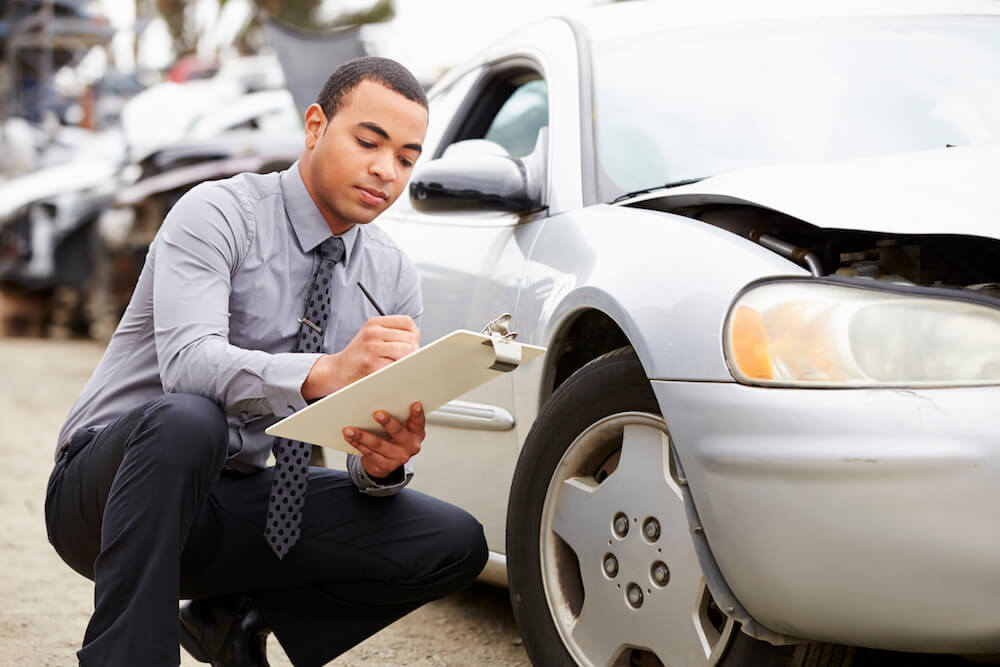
[
  {"xmin": 591, "ymin": 16, "xmax": 1000, "ymax": 202},
  {"xmin": 483, "ymin": 79, "xmax": 548, "ymax": 157},
  {"xmin": 424, "ymin": 69, "xmax": 481, "ymax": 159}
]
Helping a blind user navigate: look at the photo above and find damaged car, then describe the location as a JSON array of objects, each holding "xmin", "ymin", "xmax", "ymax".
[{"xmin": 356, "ymin": 2, "xmax": 1000, "ymax": 665}]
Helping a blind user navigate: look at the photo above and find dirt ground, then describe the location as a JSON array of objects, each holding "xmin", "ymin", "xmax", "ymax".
[{"xmin": 0, "ymin": 337, "xmax": 530, "ymax": 666}]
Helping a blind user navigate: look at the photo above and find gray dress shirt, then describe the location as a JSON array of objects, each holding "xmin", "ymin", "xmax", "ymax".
[{"xmin": 56, "ymin": 162, "xmax": 421, "ymax": 494}]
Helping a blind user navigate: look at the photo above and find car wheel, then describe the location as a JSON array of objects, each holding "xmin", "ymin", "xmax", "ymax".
[{"xmin": 507, "ymin": 346, "xmax": 853, "ymax": 667}]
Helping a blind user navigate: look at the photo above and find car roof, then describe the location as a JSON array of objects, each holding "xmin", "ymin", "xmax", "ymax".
[{"xmin": 566, "ymin": 0, "xmax": 1000, "ymax": 43}]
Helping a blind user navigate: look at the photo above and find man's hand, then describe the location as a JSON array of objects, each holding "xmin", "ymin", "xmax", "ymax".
[
  {"xmin": 302, "ymin": 316, "xmax": 419, "ymax": 399},
  {"xmin": 344, "ymin": 402, "xmax": 425, "ymax": 479}
]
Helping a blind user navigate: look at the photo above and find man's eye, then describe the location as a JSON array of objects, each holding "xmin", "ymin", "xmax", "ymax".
[
  {"xmin": 399, "ymin": 157, "xmax": 414, "ymax": 168},
  {"xmin": 356, "ymin": 138, "xmax": 376, "ymax": 148}
]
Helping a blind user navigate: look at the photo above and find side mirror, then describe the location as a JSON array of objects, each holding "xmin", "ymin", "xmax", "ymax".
[{"xmin": 409, "ymin": 140, "xmax": 543, "ymax": 214}]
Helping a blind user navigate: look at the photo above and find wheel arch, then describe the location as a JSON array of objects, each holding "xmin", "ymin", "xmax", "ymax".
[
  {"xmin": 524, "ymin": 296, "xmax": 805, "ymax": 649},
  {"xmin": 539, "ymin": 306, "xmax": 630, "ymax": 406},
  {"xmin": 528, "ymin": 280, "xmax": 663, "ymax": 414}
]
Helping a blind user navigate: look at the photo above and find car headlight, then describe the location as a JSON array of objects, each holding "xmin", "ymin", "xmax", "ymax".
[{"xmin": 724, "ymin": 279, "xmax": 1000, "ymax": 387}]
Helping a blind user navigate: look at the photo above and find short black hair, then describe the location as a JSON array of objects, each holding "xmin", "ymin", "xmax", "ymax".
[{"xmin": 315, "ymin": 56, "xmax": 428, "ymax": 119}]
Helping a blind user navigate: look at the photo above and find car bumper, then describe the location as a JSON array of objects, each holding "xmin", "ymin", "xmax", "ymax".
[{"xmin": 652, "ymin": 380, "xmax": 1000, "ymax": 653}]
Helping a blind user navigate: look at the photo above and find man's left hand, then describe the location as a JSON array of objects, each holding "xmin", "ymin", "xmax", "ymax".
[{"xmin": 343, "ymin": 402, "xmax": 425, "ymax": 479}]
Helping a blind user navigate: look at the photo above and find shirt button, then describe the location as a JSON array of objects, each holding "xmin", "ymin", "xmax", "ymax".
[{"xmin": 287, "ymin": 405, "xmax": 294, "ymax": 412}]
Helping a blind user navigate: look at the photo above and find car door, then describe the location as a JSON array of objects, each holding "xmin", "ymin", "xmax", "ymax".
[{"xmin": 376, "ymin": 62, "xmax": 551, "ymax": 553}]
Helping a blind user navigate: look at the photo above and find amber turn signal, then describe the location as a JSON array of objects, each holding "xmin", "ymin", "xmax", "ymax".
[{"xmin": 729, "ymin": 305, "xmax": 773, "ymax": 380}]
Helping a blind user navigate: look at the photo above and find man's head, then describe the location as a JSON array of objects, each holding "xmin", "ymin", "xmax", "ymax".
[{"xmin": 299, "ymin": 57, "xmax": 429, "ymax": 234}]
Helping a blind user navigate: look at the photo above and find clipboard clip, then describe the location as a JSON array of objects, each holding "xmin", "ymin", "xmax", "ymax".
[
  {"xmin": 481, "ymin": 313, "xmax": 518, "ymax": 342},
  {"xmin": 481, "ymin": 313, "xmax": 521, "ymax": 372}
]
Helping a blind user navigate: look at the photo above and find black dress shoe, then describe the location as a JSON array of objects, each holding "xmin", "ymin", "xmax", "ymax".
[{"xmin": 179, "ymin": 594, "xmax": 271, "ymax": 667}]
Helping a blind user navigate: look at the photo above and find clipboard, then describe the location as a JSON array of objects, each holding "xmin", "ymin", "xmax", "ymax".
[{"xmin": 265, "ymin": 317, "xmax": 545, "ymax": 455}]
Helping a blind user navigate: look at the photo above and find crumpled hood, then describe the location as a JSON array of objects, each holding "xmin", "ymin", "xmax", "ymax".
[{"xmin": 631, "ymin": 143, "xmax": 1000, "ymax": 240}]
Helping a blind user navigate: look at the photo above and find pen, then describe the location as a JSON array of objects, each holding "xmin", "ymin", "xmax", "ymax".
[{"xmin": 357, "ymin": 281, "xmax": 386, "ymax": 316}]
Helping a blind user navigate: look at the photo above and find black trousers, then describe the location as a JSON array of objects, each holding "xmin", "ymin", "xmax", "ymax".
[{"xmin": 44, "ymin": 393, "xmax": 488, "ymax": 667}]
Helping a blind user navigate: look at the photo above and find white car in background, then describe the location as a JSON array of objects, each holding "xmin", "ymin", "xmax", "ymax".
[{"xmin": 345, "ymin": 2, "xmax": 1000, "ymax": 665}]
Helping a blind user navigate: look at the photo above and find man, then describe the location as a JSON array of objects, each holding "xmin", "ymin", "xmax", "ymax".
[{"xmin": 44, "ymin": 57, "xmax": 488, "ymax": 667}]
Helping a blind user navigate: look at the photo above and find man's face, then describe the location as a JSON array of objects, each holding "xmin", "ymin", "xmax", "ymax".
[{"xmin": 300, "ymin": 79, "xmax": 428, "ymax": 235}]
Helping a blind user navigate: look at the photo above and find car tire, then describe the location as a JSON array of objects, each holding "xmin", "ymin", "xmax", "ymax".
[{"xmin": 506, "ymin": 346, "xmax": 853, "ymax": 667}]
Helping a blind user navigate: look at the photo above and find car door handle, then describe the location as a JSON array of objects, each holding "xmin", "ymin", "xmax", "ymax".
[{"xmin": 426, "ymin": 400, "xmax": 515, "ymax": 431}]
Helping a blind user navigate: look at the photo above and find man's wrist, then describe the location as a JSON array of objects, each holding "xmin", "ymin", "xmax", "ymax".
[
  {"xmin": 269, "ymin": 352, "xmax": 325, "ymax": 416},
  {"xmin": 347, "ymin": 454, "xmax": 412, "ymax": 496},
  {"xmin": 366, "ymin": 464, "xmax": 405, "ymax": 484},
  {"xmin": 301, "ymin": 353, "xmax": 341, "ymax": 400}
]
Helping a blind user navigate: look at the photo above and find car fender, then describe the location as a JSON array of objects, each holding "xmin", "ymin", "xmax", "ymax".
[
  {"xmin": 511, "ymin": 202, "xmax": 807, "ymax": 457},
  {"xmin": 510, "ymin": 204, "xmax": 811, "ymax": 644},
  {"xmin": 517, "ymin": 203, "xmax": 807, "ymax": 383}
]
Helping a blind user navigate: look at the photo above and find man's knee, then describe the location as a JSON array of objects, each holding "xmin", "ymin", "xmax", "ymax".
[
  {"xmin": 422, "ymin": 505, "xmax": 489, "ymax": 586},
  {"xmin": 135, "ymin": 393, "xmax": 228, "ymax": 471},
  {"xmin": 451, "ymin": 509, "xmax": 489, "ymax": 572}
]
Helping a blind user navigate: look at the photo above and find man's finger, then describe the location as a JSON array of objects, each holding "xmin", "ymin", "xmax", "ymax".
[
  {"xmin": 375, "ymin": 410, "xmax": 407, "ymax": 438},
  {"xmin": 407, "ymin": 402, "xmax": 425, "ymax": 438},
  {"xmin": 359, "ymin": 444, "xmax": 398, "ymax": 476},
  {"xmin": 356, "ymin": 447, "xmax": 405, "ymax": 478},
  {"xmin": 369, "ymin": 341, "xmax": 417, "ymax": 362},
  {"xmin": 347, "ymin": 425, "xmax": 410, "ymax": 460},
  {"xmin": 363, "ymin": 325, "xmax": 418, "ymax": 345},
  {"xmin": 366, "ymin": 315, "xmax": 419, "ymax": 334},
  {"xmin": 376, "ymin": 410, "xmax": 421, "ymax": 456}
]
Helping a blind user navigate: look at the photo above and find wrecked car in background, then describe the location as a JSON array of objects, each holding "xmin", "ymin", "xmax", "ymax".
[{"xmin": 0, "ymin": 72, "xmax": 301, "ymax": 337}]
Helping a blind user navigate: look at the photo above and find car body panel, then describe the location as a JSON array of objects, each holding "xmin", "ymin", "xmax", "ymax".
[
  {"xmin": 375, "ymin": 17, "xmax": 587, "ymax": 555},
  {"xmin": 518, "ymin": 204, "xmax": 808, "ymax": 381},
  {"xmin": 381, "ymin": 201, "xmax": 806, "ymax": 553},
  {"xmin": 630, "ymin": 143, "xmax": 1000, "ymax": 240},
  {"xmin": 655, "ymin": 379, "xmax": 1000, "ymax": 652},
  {"xmin": 376, "ymin": 209, "xmax": 542, "ymax": 554}
]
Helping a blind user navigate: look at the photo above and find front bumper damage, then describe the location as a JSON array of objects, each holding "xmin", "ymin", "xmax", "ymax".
[{"xmin": 654, "ymin": 380, "xmax": 1000, "ymax": 654}]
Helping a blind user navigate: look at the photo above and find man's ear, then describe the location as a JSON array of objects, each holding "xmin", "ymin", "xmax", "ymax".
[{"xmin": 303, "ymin": 104, "xmax": 328, "ymax": 150}]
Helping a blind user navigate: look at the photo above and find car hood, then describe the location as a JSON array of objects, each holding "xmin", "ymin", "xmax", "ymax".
[
  {"xmin": 629, "ymin": 143, "xmax": 1000, "ymax": 240},
  {"xmin": 0, "ymin": 159, "xmax": 118, "ymax": 219}
]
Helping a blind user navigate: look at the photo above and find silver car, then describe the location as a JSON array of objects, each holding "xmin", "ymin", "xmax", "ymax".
[{"xmin": 373, "ymin": 2, "xmax": 1000, "ymax": 665}]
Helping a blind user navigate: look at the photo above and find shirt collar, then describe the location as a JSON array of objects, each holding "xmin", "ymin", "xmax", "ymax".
[{"xmin": 280, "ymin": 161, "xmax": 358, "ymax": 265}]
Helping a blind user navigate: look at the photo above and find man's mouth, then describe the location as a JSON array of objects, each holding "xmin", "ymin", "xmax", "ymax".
[{"xmin": 356, "ymin": 186, "xmax": 388, "ymax": 205}]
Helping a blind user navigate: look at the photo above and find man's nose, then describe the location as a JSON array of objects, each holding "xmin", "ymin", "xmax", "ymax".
[{"xmin": 370, "ymin": 152, "xmax": 395, "ymax": 183}]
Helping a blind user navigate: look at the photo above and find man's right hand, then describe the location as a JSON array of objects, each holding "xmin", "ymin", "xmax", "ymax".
[{"xmin": 301, "ymin": 316, "xmax": 419, "ymax": 399}]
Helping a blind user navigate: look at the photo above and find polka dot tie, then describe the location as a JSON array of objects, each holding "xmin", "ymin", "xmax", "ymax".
[{"xmin": 264, "ymin": 236, "xmax": 346, "ymax": 559}]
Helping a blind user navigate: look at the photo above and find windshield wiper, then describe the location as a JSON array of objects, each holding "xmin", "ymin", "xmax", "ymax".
[{"xmin": 610, "ymin": 177, "xmax": 707, "ymax": 204}]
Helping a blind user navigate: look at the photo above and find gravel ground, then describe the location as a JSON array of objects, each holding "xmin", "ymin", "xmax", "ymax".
[{"xmin": 0, "ymin": 337, "xmax": 530, "ymax": 666}]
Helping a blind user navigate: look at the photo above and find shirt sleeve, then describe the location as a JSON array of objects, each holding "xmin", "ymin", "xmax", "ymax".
[
  {"xmin": 347, "ymin": 455, "xmax": 415, "ymax": 496},
  {"xmin": 393, "ymin": 251, "xmax": 423, "ymax": 328},
  {"xmin": 151, "ymin": 183, "xmax": 318, "ymax": 418}
]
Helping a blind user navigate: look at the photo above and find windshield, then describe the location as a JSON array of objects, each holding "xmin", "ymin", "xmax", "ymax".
[{"xmin": 591, "ymin": 16, "xmax": 1000, "ymax": 202}]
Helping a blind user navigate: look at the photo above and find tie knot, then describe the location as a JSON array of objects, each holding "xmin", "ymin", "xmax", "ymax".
[{"xmin": 318, "ymin": 236, "xmax": 345, "ymax": 263}]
